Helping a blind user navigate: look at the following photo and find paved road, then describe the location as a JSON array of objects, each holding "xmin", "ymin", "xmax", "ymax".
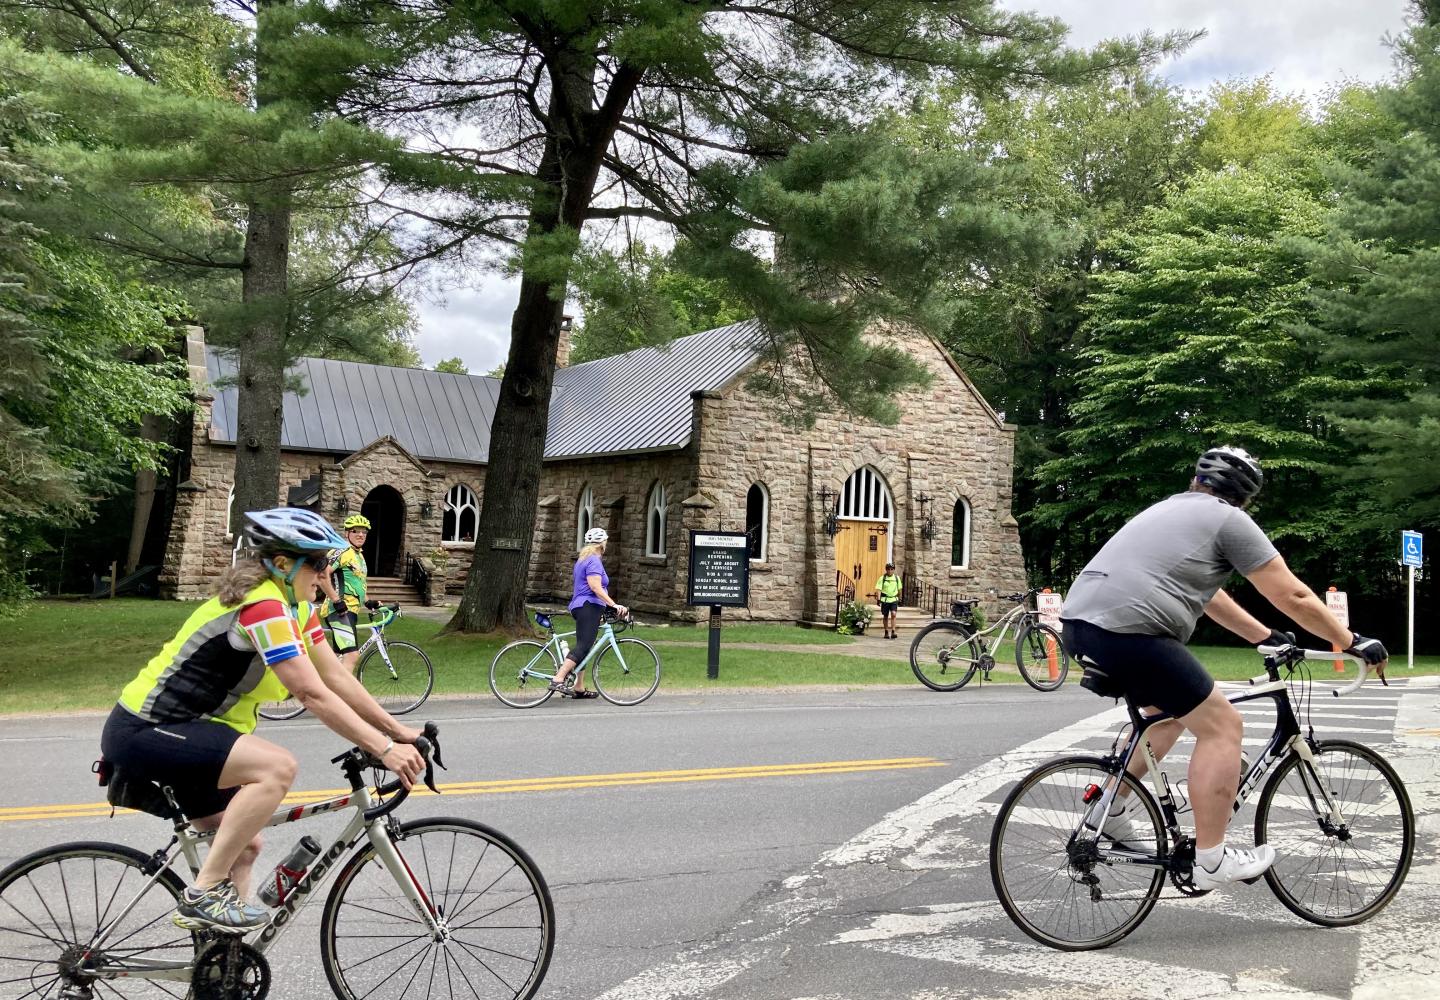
[{"xmin": 1, "ymin": 678, "xmax": 1435, "ymax": 999}]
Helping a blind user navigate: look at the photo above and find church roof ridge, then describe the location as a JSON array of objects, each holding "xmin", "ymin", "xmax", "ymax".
[{"xmin": 203, "ymin": 319, "xmax": 765, "ymax": 465}]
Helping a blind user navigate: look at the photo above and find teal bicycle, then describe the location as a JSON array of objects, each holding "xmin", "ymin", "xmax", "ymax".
[{"xmin": 489, "ymin": 609, "xmax": 661, "ymax": 708}]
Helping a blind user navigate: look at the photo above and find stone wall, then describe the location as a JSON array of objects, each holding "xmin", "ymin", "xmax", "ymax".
[{"xmin": 691, "ymin": 325, "xmax": 1027, "ymax": 621}]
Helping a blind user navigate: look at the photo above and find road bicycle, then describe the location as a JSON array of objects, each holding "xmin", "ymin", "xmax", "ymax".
[
  {"xmin": 989, "ymin": 645, "xmax": 1414, "ymax": 950},
  {"xmin": 0, "ymin": 723, "xmax": 555, "ymax": 1000},
  {"xmin": 909, "ymin": 588, "xmax": 1069, "ymax": 692},
  {"xmin": 489, "ymin": 608, "xmax": 661, "ymax": 708},
  {"xmin": 262, "ymin": 601, "xmax": 434, "ymax": 721}
]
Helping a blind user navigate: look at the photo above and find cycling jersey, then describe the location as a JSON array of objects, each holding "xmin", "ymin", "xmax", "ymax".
[
  {"xmin": 875, "ymin": 574, "xmax": 902, "ymax": 603},
  {"xmin": 331, "ymin": 546, "xmax": 368, "ymax": 614},
  {"xmin": 118, "ymin": 579, "xmax": 324, "ymax": 734}
]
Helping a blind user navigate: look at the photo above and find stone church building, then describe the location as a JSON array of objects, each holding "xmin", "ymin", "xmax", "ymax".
[{"xmin": 160, "ymin": 320, "xmax": 1026, "ymax": 621}]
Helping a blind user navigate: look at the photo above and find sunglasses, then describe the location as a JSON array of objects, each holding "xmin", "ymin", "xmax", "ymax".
[{"xmin": 301, "ymin": 552, "xmax": 332, "ymax": 572}]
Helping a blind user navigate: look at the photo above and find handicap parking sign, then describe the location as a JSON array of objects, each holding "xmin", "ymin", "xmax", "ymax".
[{"xmin": 1402, "ymin": 530, "xmax": 1423, "ymax": 568}]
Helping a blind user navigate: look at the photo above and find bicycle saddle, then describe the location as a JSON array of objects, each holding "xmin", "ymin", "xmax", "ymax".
[{"xmin": 535, "ymin": 612, "xmax": 552, "ymax": 630}]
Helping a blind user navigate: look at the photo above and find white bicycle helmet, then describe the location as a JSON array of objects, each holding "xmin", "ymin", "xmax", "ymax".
[{"xmin": 584, "ymin": 527, "xmax": 609, "ymax": 545}]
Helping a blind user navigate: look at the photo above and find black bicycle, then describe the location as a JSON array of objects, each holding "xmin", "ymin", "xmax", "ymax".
[
  {"xmin": 909, "ymin": 588, "xmax": 1069, "ymax": 692},
  {"xmin": 0, "ymin": 723, "xmax": 555, "ymax": 999},
  {"xmin": 990, "ymin": 645, "xmax": 1413, "ymax": 950}
]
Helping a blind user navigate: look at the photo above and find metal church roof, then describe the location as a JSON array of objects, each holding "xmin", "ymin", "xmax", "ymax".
[{"xmin": 205, "ymin": 320, "xmax": 763, "ymax": 464}]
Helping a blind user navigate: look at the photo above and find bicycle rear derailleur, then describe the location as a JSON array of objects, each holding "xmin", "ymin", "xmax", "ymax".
[{"xmin": 192, "ymin": 937, "xmax": 270, "ymax": 1000}]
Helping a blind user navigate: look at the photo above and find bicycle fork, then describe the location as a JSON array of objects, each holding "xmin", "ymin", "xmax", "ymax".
[{"xmin": 366, "ymin": 820, "xmax": 446, "ymax": 941}]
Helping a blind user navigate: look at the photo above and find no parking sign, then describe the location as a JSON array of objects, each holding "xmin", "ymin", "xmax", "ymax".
[{"xmin": 1036, "ymin": 589, "xmax": 1064, "ymax": 628}]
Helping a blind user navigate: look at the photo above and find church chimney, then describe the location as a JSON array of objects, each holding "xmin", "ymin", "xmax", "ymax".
[{"xmin": 555, "ymin": 315, "xmax": 574, "ymax": 368}]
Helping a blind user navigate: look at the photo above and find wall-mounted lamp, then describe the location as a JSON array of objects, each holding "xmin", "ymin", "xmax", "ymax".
[
  {"xmin": 815, "ymin": 485, "xmax": 842, "ymax": 538},
  {"xmin": 917, "ymin": 492, "xmax": 937, "ymax": 542},
  {"xmin": 332, "ymin": 497, "xmax": 348, "ymax": 516},
  {"xmin": 418, "ymin": 500, "xmax": 434, "ymax": 520}
]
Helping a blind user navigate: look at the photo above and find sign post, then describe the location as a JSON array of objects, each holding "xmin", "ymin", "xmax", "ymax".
[
  {"xmin": 1325, "ymin": 587, "xmax": 1349, "ymax": 673},
  {"xmin": 1402, "ymin": 530, "xmax": 1423, "ymax": 670},
  {"xmin": 1035, "ymin": 589, "xmax": 1064, "ymax": 681},
  {"xmin": 687, "ymin": 531, "xmax": 750, "ymax": 680}
]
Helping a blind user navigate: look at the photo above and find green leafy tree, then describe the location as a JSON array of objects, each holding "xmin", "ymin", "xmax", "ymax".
[
  {"xmin": 1307, "ymin": 17, "xmax": 1440, "ymax": 524},
  {"xmin": 434, "ymin": 357, "xmax": 469, "ymax": 374},
  {"xmin": 570, "ymin": 243, "xmax": 749, "ymax": 364},
  {"xmin": 346, "ymin": 0, "xmax": 1177, "ymax": 630},
  {"xmin": 1, "ymin": 0, "xmax": 432, "ymax": 514},
  {"xmin": 0, "ymin": 96, "xmax": 189, "ymax": 611},
  {"xmin": 1035, "ymin": 166, "xmax": 1367, "ymax": 583}
]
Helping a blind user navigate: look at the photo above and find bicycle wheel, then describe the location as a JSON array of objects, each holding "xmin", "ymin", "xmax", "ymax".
[
  {"xmin": 1015, "ymin": 622, "xmax": 1069, "ymax": 692},
  {"xmin": 260, "ymin": 697, "xmax": 306, "ymax": 721},
  {"xmin": 1256, "ymin": 739, "xmax": 1414, "ymax": 926},
  {"xmin": 908, "ymin": 621, "xmax": 980, "ymax": 691},
  {"xmin": 0, "ymin": 841, "xmax": 197, "ymax": 999},
  {"xmin": 359, "ymin": 641, "xmax": 435, "ymax": 715},
  {"xmin": 991, "ymin": 755, "xmax": 1167, "ymax": 951},
  {"xmin": 321, "ymin": 817, "xmax": 555, "ymax": 1000},
  {"xmin": 489, "ymin": 640, "xmax": 559, "ymax": 708},
  {"xmin": 592, "ymin": 637, "xmax": 661, "ymax": 706}
]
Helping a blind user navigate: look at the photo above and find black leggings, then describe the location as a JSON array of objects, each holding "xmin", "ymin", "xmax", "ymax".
[{"xmin": 570, "ymin": 602, "xmax": 604, "ymax": 666}]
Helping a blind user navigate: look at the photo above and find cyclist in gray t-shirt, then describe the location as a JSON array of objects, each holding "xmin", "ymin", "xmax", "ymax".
[{"xmin": 1060, "ymin": 446, "xmax": 1389, "ymax": 892}]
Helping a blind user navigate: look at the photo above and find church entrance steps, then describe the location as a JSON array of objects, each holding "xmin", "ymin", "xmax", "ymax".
[{"xmin": 367, "ymin": 576, "xmax": 422, "ymax": 607}]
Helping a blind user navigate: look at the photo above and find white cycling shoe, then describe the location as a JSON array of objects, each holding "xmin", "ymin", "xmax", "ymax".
[
  {"xmin": 1192, "ymin": 844, "xmax": 1276, "ymax": 891},
  {"xmin": 1100, "ymin": 796, "xmax": 1148, "ymax": 847}
]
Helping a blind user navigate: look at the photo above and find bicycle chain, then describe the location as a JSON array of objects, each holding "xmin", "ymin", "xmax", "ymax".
[{"xmin": 191, "ymin": 938, "xmax": 270, "ymax": 1000}]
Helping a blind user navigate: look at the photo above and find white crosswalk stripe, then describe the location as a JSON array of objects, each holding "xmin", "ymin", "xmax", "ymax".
[{"xmin": 598, "ymin": 678, "xmax": 1440, "ymax": 999}]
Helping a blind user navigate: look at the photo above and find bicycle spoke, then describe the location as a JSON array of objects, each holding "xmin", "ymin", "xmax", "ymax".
[{"xmin": 447, "ymin": 933, "xmax": 521, "ymax": 994}]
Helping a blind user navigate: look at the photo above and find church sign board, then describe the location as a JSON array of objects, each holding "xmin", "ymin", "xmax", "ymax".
[{"xmin": 686, "ymin": 531, "xmax": 750, "ymax": 608}]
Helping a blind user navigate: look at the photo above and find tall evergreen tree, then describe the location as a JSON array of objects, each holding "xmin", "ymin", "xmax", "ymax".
[
  {"xmin": 1307, "ymin": 15, "xmax": 1440, "ymax": 523},
  {"xmin": 343, "ymin": 0, "xmax": 1177, "ymax": 631},
  {"xmin": 1, "ymin": 0, "xmax": 431, "ymax": 514}
]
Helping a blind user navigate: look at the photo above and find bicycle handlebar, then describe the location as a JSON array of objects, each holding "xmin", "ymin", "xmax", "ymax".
[
  {"xmin": 1253, "ymin": 646, "xmax": 1368, "ymax": 697},
  {"xmin": 357, "ymin": 721, "xmax": 445, "ymax": 821}
]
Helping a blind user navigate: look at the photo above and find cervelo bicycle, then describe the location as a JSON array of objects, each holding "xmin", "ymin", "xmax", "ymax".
[
  {"xmin": 489, "ymin": 608, "xmax": 660, "ymax": 708},
  {"xmin": 990, "ymin": 645, "xmax": 1414, "ymax": 950},
  {"xmin": 262, "ymin": 601, "xmax": 434, "ymax": 721},
  {"xmin": 0, "ymin": 723, "xmax": 555, "ymax": 1000},
  {"xmin": 909, "ymin": 588, "xmax": 1070, "ymax": 692}
]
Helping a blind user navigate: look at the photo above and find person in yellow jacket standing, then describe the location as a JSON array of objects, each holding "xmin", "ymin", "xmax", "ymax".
[
  {"xmin": 875, "ymin": 563, "xmax": 903, "ymax": 640},
  {"xmin": 318, "ymin": 513, "xmax": 370, "ymax": 671}
]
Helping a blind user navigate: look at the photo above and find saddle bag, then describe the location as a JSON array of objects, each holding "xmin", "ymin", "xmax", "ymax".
[
  {"xmin": 1078, "ymin": 665, "xmax": 1125, "ymax": 701},
  {"xmin": 93, "ymin": 757, "xmax": 182, "ymax": 820}
]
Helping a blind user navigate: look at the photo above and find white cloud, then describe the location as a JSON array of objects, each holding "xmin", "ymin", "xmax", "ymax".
[
  {"xmin": 411, "ymin": 1, "xmax": 1416, "ymax": 368},
  {"xmin": 1007, "ymin": 0, "xmax": 1412, "ymax": 96}
]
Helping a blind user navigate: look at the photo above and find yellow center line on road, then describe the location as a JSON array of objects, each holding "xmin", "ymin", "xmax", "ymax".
[{"xmin": 0, "ymin": 757, "xmax": 946, "ymax": 824}]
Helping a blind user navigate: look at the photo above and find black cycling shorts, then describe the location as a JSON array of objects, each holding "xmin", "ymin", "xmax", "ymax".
[
  {"xmin": 100, "ymin": 705, "xmax": 242, "ymax": 819},
  {"xmin": 1059, "ymin": 618, "xmax": 1215, "ymax": 718},
  {"xmin": 879, "ymin": 601, "xmax": 899, "ymax": 615},
  {"xmin": 327, "ymin": 608, "xmax": 360, "ymax": 654}
]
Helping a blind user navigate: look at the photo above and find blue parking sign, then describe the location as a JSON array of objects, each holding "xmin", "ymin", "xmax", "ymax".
[{"xmin": 1402, "ymin": 530, "xmax": 1423, "ymax": 568}]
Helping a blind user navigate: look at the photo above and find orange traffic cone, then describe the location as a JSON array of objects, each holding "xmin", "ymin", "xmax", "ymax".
[{"xmin": 1046, "ymin": 635, "xmax": 1060, "ymax": 681}]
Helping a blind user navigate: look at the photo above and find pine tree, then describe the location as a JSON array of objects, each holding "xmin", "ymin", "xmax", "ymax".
[{"xmin": 342, "ymin": 0, "xmax": 1179, "ymax": 630}]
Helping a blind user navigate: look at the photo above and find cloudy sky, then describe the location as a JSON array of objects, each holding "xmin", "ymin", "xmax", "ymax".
[{"xmin": 410, "ymin": 0, "xmax": 1414, "ymax": 374}]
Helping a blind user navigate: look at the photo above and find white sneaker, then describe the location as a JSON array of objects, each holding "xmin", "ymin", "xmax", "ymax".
[{"xmin": 1191, "ymin": 844, "xmax": 1276, "ymax": 891}]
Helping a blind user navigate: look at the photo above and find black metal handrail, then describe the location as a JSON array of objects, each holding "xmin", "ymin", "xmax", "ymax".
[
  {"xmin": 405, "ymin": 553, "xmax": 430, "ymax": 599},
  {"xmin": 834, "ymin": 569, "xmax": 856, "ymax": 624},
  {"xmin": 900, "ymin": 573, "xmax": 922, "ymax": 608}
]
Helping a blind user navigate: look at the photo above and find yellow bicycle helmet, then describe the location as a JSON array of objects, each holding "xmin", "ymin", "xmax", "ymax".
[{"xmin": 343, "ymin": 514, "xmax": 372, "ymax": 531}]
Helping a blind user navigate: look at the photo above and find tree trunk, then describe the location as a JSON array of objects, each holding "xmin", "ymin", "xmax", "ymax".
[
  {"xmin": 230, "ymin": 0, "xmax": 292, "ymax": 516},
  {"xmin": 231, "ymin": 198, "xmax": 291, "ymax": 514},
  {"xmin": 448, "ymin": 55, "xmax": 640, "ymax": 632}
]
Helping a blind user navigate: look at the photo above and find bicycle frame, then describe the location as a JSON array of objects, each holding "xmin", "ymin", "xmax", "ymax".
[
  {"xmin": 1083, "ymin": 677, "xmax": 1345, "ymax": 868},
  {"xmin": 514, "ymin": 621, "xmax": 624, "ymax": 682},
  {"xmin": 965, "ymin": 603, "xmax": 1032, "ymax": 656},
  {"xmin": 80, "ymin": 763, "xmax": 438, "ymax": 986}
]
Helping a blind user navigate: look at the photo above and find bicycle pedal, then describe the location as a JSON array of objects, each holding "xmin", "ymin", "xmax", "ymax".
[{"xmin": 1239, "ymin": 875, "xmax": 1262, "ymax": 885}]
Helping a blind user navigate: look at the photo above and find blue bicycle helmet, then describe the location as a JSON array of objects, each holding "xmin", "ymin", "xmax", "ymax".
[{"xmin": 242, "ymin": 508, "xmax": 347, "ymax": 605}]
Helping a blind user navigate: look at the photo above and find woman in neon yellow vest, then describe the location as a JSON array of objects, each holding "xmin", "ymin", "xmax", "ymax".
[{"xmin": 102, "ymin": 508, "xmax": 425, "ymax": 933}]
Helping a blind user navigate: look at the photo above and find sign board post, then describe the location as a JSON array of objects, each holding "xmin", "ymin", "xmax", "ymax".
[
  {"xmin": 1402, "ymin": 531, "xmax": 1423, "ymax": 669},
  {"xmin": 686, "ymin": 531, "xmax": 750, "ymax": 680},
  {"xmin": 1035, "ymin": 589, "xmax": 1064, "ymax": 681},
  {"xmin": 1325, "ymin": 587, "xmax": 1349, "ymax": 673}
]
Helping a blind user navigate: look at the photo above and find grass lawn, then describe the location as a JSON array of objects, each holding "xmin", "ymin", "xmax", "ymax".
[{"xmin": 2, "ymin": 599, "xmax": 1435, "ymax": 715}]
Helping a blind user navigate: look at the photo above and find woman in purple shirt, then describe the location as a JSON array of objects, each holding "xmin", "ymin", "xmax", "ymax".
[{"xmin": 550, "ymin": 527, "xmax": 628, "ymax": 697}]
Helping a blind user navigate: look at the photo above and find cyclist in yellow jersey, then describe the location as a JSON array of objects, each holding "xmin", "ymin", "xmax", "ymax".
[
  {"xmin": 100, "ymin": 508, "xmax": 424, "ymax": 933},
  {"xmin": 874, "ymin": 563, "xmax": 903, "ymax": 640},
  {"xmin": 318, "ymin": 513, "xmax": 370, "ymax": 671}
]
